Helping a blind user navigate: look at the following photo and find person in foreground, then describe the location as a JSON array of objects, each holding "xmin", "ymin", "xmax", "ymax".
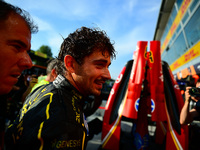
[
  {"xmin": 5, "ymin": 26, "xmax": 116, "ymax": 150},
  {"xmin": 0, "ymin": 1, "xmax": 37, "ymax": 149},
  {"xmin": 0, "ymin": 0, "xmax": 38, "ymax": 96},
  {"xmin": 180, "ymin": 78, "xmax": 200, "ymax": 125}
]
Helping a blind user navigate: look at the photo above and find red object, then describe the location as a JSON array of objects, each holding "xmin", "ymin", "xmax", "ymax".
[
  {"xmin": 165, "ymin": 63, "xmax": 189, "ymax": 150},
  {"xmin": 101, "ymin": 65, "xmax": 127, "ymax": 150},
  {"xmin": 193, "ymin": 74, "xmax": 199, "ymax": 84},
  {"xmin": 122, "ymin": 41, "xmax": 148, "ymax": 119},
  {"xmin": 101, "ymin": 41, "xmax": 189, "ymax": 150},
  {"xmin": 148, "ymin": 41, "xmax": 167, "ymax": 121},
  {"xmin": 98, "ymin": 106, "xmax": 105, "ymax": 110}
]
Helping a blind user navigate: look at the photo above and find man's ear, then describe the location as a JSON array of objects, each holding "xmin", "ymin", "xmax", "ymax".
[
  {"xmin": 51, "ymin": 68, "xmax": 57, "ymax": 79},
  {"xmin": 64, "ymin": 55, "xmax": 75, "ymax": 73}
]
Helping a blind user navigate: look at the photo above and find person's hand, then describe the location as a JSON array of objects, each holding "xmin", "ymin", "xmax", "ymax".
[
  {"xmin": 191, "ymin": 95, "xmax": 200, "ymax": 102},
  {"xmin": 185, "ymin": 87, "xmax": 192, "ymax": 103},
  {"xmin": 185, "ymin": 86, "xmax": 200, "ymax": 102}
]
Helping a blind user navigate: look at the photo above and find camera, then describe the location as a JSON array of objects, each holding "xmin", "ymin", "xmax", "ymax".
[{"xmin": 189, "ymin": 87, "xmax": 200, "ymax": 97}]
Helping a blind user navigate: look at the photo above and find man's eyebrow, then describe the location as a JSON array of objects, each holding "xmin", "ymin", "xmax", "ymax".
[
  {"xmin": 8, "ymin": 40, "xmax": 28, "ymax": 49},
  {"xmin": 93, "ymin": 59, "xmax": 111, "ymax": 66}
]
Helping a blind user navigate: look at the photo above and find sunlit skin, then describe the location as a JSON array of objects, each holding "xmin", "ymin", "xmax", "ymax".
[
  {"xmin": 65, "ymin": 50, "xmax": 111, "ymax": 96},
  {"xmin": 180, "ymin": 86, "xmax": 200, "ymax": 124},
  {"xmin": 196, "ymin": 82, "xmax": 200, "ymax": 88},
  {"xmin": 0, "ymin": 13, "xmax": 32, "ymax": 95}
]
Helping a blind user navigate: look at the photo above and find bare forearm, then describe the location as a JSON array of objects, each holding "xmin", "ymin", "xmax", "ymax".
[{"xmin": 180, "ymin": 100, "xmax": 191, "ymax": 124}]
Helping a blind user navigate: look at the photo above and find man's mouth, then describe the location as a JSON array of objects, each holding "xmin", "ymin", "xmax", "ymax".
[
  {"xmin": 11, "ymin": 73, "xmax": 21, "ymax": 79},
  {"xmin": 95, "ymin": 80, "xmax": 105, "ymax": 89}
]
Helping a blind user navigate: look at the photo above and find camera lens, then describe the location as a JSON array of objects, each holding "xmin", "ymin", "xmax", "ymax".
[{"xmin": 189, "ymin": 87, "xmax": 200, "ymax": 97}]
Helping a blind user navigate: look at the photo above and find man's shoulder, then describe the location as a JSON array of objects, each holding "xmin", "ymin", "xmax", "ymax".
[
  {"xmin": 52, "ymin": 74, "xmax": 67, "ymax": 88},
  {"xmin": 25, "ymin": 83, "xmax": 59, "ymax": 105},
  {"xmin": 31, "ymin": 79, "xmax": 49, "ymax": 92},
  {"xmin": 39, "ymin": 79, "xmax": 49, "ymax": 85},
  {"xmin": 21, "ymin": 83, "xmax": 62, "ymax": 120}
]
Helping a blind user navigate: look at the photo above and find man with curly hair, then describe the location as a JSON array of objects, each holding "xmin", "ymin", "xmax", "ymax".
[{"xmin": 5, "ymin": 27, "xmax": 116, "ymax": 150}]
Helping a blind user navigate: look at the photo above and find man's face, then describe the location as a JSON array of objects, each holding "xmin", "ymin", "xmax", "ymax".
[
  {"xmin": 72, "ymin": 50, "xmax": 111, "ymax": 96},
  {"xmin": 0, "ymin": 13, "xmax": 32, "ymax": 95}
]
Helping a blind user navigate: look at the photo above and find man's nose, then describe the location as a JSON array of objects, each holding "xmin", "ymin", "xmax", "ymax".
[
  {"xmin": 18, "ymin": 53, "xmax": 33, "ymax": 70},
  {"xmin": 104, "ymin": 68, "xmax": 111, "ymax": 80}
]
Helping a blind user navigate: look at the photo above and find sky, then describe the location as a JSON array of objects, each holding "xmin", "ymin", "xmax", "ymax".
[{"xmin": 6, "ymin": 0, "xmax": 161, "ymax": 79}]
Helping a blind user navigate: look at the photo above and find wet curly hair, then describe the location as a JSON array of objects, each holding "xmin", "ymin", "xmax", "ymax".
[
  {"xmin": 0, "ymin": 0, "xmax": 38, "ymax": 34},
  {"xmin": 57, "ymin": 26, "xmax": 116, "ymax": 75}
]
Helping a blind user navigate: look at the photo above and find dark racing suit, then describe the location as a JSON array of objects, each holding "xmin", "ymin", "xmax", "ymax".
[{"xmin": 5, "ymin": 75, "xmax": 88, "ymax": 150}]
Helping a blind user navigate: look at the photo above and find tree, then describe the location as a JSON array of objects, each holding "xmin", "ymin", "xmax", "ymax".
[{"xmin": 37, "ymin": 45, "xmax": 52, "ymax": 57}]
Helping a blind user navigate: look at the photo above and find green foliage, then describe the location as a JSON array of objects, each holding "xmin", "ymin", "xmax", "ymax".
[{"xmin": 37, "ymin": 45, "xmax": 52, "ymax": 57}]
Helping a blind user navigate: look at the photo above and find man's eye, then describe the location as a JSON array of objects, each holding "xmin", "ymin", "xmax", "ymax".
[
  {"xmin": 15, "ymin": 45, "xmax": 21, "ymax": 49},
  {"xmin": 96, "ymin": 64, "xmax": 104, "ymax": 68},
  {"xmin": 13, "ymin": 44, "xmax": 22, "ymax": 51}
]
